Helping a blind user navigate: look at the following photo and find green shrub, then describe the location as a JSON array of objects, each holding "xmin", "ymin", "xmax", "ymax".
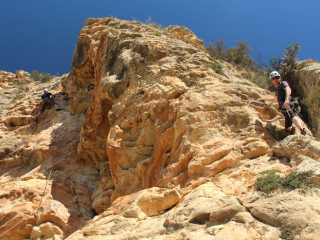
[
  {"xmin": 269, "ymin": 43, "xmax": 300, "ymax": 80},
  {"xmin": 31, "ymin": 70, "xmax": 54, "ymax": 82},
  {"xmin": 207, "ymin": 61, "xmax": 224, "ymax": 74},
  {"xmin": 249, "ymin": 72, "xmax": 271, "ymax": 89},
  {"xmin": 254, "ymin": 170, "xmax": 313, "ymax": 193},
  {"xmin": 207, "ymin": 38, "xmax": 227, "ymax": 60},
  {"xmin": 149, "ymin": 32, "xmax": 162, "ymax": 36},
  {"xmin": 31, "ymin": 70, "xmax": 41, "ymax": 81},
  {"xmin": 226, "ymin": 40, "xmax": 255, "ymax": 69},
  {"xmin": 12, "ymin": 93, "xmax": 23, "ymax": 102},
  {"xmin": 259, "ymin": 169, "xmax": 282, "ymax": 175},
  {"xmin": 280, "ymin": 226, "xmax": 294, "ymax": 240},
  {"xmin": 41, "ymin": 73, "xmax": 53, "ymax": 82},
  {"xmin": 254, "ymin": 171, "xmax": 282, "ymax": 192},
  {"xmin": 207, "ymin": 39, "xmax": 255, "ymax": 70},
  {"xmin": 281, "ymin": 171, "xmax": 313, "ymax": 191},
  {"xmin": 282, "ymin": 43, "xmax": 300, "ymax": 74}
]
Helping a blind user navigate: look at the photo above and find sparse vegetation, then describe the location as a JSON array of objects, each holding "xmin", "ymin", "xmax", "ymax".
[
  {"xmin": 145, "ymin": 17, "xmax": 163, "ymax": 30},
  {"xmin": 259, "ymin": 169, "xmax": 282, "ymax": 175},
  {"xmin": 254, "ymin": 170, "xmax": 282, "ymax": 192},
  {"xmin": 207, "ymin": 39, "xmax": 255, "ymax": 70},
  {"xmin": 268, "ymin": 43, "xmax": 300, "ymax": 82},
  {"xmin": 280, "ymin": 171, "xmax": 313, "ymax": 191},
  {"xmin": 147, "ymin": 22, "xmax": 163, "ymax": 30},
  {"xmin": 249, "ymin": 71, "xmax": 271, "ymax": 89},
  {"xmin": 149, "ymin": 32, "xmax": 162, "ymax": 36},
  {"xmin": 207, "ymin": 39, "xmax": 320, "ymax": 136},
  {"xmin": 207, "ymin": 61, "xmax": 224, "ymax": 74},
  {"xmin": 296, "ymin": 59, "xmax": 315, "ymax": 70},
  {"xmin": 206, "ymin": 39, "xmax": 303, "ymax": 91},
  {"xmin": 0, "ymin": 105, "xmax": 9, "ymax": 111},
  {"xmin": 280, "ymin": 226, "xmax": 294, "ymax": 240},
  {"xmin": 207, "ymin": 38, "xmax": 227, "ymax": 60},
  {"xmin": 12, "ymin": 92, "xmax": 23, "ymax": 102},
  {"xmin": 254, "ymin": 170, "xmax": 313, "ymax": 193},
  {"xmin": 31, "ymin": 70, "xmax": 55, "ymax": 82}
]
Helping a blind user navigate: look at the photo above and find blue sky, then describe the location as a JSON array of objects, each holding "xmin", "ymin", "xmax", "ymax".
[{"xmin": 1, "ymin": 0, "xmax": 319, "ymax": 75}]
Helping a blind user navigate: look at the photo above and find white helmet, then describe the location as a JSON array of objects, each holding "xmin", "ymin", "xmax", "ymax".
[
  {"xmin": 269, "ymin": 71, "xmax": 281, "ymax": 80},
  {"xmin": 43, "ymin": 88, "xmax": 48, "ymax": 92}
]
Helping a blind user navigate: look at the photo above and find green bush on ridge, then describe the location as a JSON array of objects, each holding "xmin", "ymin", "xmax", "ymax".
[
  {"xmin": 31, "ymin": 70, "xmax": 55, "ymax": 82},
  {"xmin": 207, "ymin": 39, "xmax": 320, "ymax": 136},
  {"xmin": 206, "ymin": 61, "xmax": 224, "ymax": 74},
  {"xmin": 280, "ymin": 226, "xmax": 294, "ymax": 240},
  {"xmin": 254, "ymin": 169, "xmax": 313, "ymax": 193}
]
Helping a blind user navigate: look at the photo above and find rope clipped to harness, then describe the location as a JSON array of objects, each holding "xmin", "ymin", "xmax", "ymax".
[{"xmin": 278, "ymin": 98, "xmax": 315, "ymax": 136}]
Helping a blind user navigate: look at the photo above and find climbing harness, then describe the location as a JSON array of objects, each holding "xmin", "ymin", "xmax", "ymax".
[{"xmin": 278, "ymin": 102, "xmax": 315, "ymax": 136}]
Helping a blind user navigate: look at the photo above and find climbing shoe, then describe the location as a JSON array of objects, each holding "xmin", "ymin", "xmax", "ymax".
[
  {"xmin": 301, "ymin": 128, "xmax": 306, "ymax": 135},
  {"xmin": 287, "ymin": 127, "xmax": 296, "ymax": 135}
]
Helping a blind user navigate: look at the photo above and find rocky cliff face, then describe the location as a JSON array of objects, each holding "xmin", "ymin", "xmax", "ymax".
[
  {"xmin": 1, "ymin": 18, "xmax": 320, "ymax": 240},
  {"xmin": 291, "ymin": 60, "xmax": 320, "ymax": 134}
]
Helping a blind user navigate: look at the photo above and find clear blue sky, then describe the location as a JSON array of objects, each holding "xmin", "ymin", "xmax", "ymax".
[{"xmin": 1, "ymin": 0, "xmax": 319, "ymax": 75}]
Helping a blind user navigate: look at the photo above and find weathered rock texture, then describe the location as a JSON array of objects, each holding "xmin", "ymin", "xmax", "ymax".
[
  {"xmin": 1, "ymin": 18, "xmax": 320, "ymax": 240},
  {"xmin": 291, "ymin": 60, "xmax": 320, "ymax": 134},
  {"xmin": 0, "ymin": 75, "xmax": 98, "ymax": 239}
]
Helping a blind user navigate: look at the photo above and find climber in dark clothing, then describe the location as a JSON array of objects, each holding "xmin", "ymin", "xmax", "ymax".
[
  {"xmin": 35, "ymin": 88, "xmax": 61, "ymax": 121},
  {"xmin": 261, "ymin": 71, "xmax": 306, "ymax": 135}
]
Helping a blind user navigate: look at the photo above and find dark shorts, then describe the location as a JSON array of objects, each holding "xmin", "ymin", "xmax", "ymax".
[{"xmin": 41, "ymin": 98, "xmax": 55, "ymax": 113}]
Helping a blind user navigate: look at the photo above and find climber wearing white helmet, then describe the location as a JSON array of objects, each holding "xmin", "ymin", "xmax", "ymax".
[
  {"xmin": 35, "ymin": 88, "xmax": 62, "ymax": 122},
  {"xmin": 261, "ymin": 71, "xmax": 306, "ymax": 135},
  {"xmin": 269, "ymin": 71, "xmax": 281, "ymax": 79}
]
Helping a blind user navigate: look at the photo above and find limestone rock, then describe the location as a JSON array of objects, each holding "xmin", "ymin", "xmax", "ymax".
[
  {"xmin": 0, "ymin": 70, "xmax": 31, "ymax": 90},
  {"xmin": 67, "ymin": 183, "xmax": 280, "ymax": 240},
  {"xmin": 292, "ymin": 60, "xmax": 320, "ymax": 134},
  {"xmin": 0, "ymin": 75, "xmax": 99, "ymax": 239},
  {"xmin": 272, "ymin": 135, "xmax": 320, "ymax": 165},
  {"xmin": 63, "ymin": 17, "xmax": 279, "ymax": 211},
  {"xmin": 166, "ymin": 25, "xmax": 205, "ymax": 48},
  {"xmin": 241, "ymin": 190, "xmax": 320, "ymax": 239},
  {"xmin": 31, "ymin": 222, "xmax": 64, "ymax": 240},
  {"xmin": 1, "ymin": 17, "xmax": 320, "ymax": 240},
  {"xmin": 0, "ymin": 70, "xmax": 17, "ymax": 89},
  {"xmin": 296, "ymin": 156, "xmax": 320, "ymax": 185},
  {"xmin": 292, "ymin": 60, "xmax": 320, "ymax": 100},
  {"xmin": 16, "ymin": 70, "xmax": 31, "ymax": 82},
  {"xmin": 3, "ymin": 115, "xmax": 34, "ymax": 126}
]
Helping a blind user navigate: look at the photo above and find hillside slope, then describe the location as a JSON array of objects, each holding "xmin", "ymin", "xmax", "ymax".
[{"xmin": 1, "ymin": 18, "xmax": 320, "ymax": 240}]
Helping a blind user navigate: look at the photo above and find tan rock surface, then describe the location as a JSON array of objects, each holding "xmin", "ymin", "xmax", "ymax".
[
  {"xmin": 67, "ymin": 183, "xmax": 281, "ymax": 240},
  {"xmin": 292, "ymin": 60, "xmax": 320, "ymax": 99},
  {"xmin": 1, "ymin": 18, "xmax": 320, "ymax": 240},
  {"xmin": 241, "ymin": 190, "xmax": 320, "ymax": 240},
  {"xmin": 0, "ymin": 75, "xmax": 98, "ymax": 239},
  {"xmin": 64, "ymin": 17, "xmax": 281, "ymax": 211},
  {"xmin": 0, "ymin": 71, "xmax": 17, "ymax": 89},
  {"xmin": 292, "ymin": 60, "xmax": 320, "ymax": 134}
]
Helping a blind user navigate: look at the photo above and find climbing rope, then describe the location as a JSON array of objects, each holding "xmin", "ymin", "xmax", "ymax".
[{"xmin": 0, "ymin": 169, "xmax": 52, "ymax": 238}]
